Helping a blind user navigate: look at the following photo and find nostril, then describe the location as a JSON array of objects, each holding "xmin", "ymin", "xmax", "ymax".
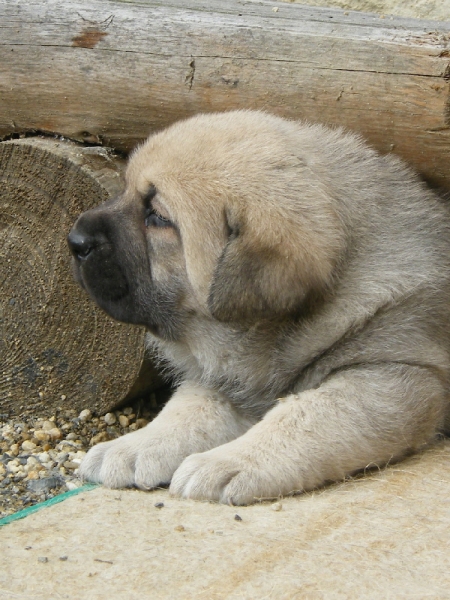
[{"xmin": 67, "ymin": 230, "xmax": 94, "ymax": 260}]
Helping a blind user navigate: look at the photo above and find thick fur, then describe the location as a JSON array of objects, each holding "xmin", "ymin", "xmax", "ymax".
[{"xmin": 69, "ymin": 111, "xmax": 450, "ymax": 505}]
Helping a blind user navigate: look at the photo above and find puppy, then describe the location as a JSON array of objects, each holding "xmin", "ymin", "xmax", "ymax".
[{"xmin": 68, "ymin": 110, "xmax": 450, "ymax": 505}]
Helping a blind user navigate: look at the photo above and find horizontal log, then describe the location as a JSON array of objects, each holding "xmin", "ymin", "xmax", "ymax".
[{"xmin": 0, "ymin": 0, "xmax": 450, "ymax": 187}]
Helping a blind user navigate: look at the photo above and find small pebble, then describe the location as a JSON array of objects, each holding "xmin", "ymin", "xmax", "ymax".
[
  {"xmin": 271, "ymin": 502, "xmax": 283, "ymax": 511},
  {"xmin": 174, "ymin": 525, "xmax": 185, "ymax": 532},
  {"xmin": 103, "ymin": 413, "xmax": 116, "ymax": 426},
  {"xmin": 118, "ymin": 415, "xmax": 129, "ymax": 428},
  {"xmin": 78, "ymin": 409, "xmax": 92, "ymax": 421},
  {"xmin": 59, "ymin": 556, "xmax": 68, "ymax": 561},
  {"xmin": 7, "ymin": 462, "xmax": 20, "ymax": 474},
  {"xmin": 34, "ymin": 430, "xmax": 50, "ymax": 442},
  {"xmin": 48, "ymin": 428, "xmax": 62, "ymax": 440},
  {"xmin": 38, "ymin": 557, "xmax": 49, "ymax": 563},
  {"xmin": 27, "ymin": 476, "xmax": 64, "ymax": 494},
  {"xmin": 56, "ymin": 452, "xmax": 69, "ymax": 465},
  {"xmin": 21, "ymin": 440, "xmax": 36, "ymax": 451},
  {"xmin": 10, "ymin": 443, "xmax": 19, "ymax": 456},
  {"xmin": 66, "ymin": 481, "xmax": 81, "ymax": 491},
  {"xmin": 63, "ymin": 461, "xmax": 79, "ymax": 470},
  {"xmin": 154, "ymin": 502, "xmax": 164, "ymax": 509},
  {"xmin": 234, "ymin": 514, "xmax": 243, "ymax": 521},
  {"xmin": 90, "ymin": 432, "xmax": 110, "ymax": 445}
]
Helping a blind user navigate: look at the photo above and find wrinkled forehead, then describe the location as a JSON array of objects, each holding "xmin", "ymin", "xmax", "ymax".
[
  {"xmin": 123, "ymin": 111, "xmax": 306, "ymax": 231},
  {"xmin": 125, "ymin": 112, "xmax": 286, "ymax": 197},
  {"xmin": 125, "ymin": 134, "xmax": 242, "ymax": 229},
  {"xmin": 126, "ymin": 155, "xmax": 227, "ymax": 237},
  {"xmin": 128, "ymin": 136, "xmax": 200, "ymax": 196}
]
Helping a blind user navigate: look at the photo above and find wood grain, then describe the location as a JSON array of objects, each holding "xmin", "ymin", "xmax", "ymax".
[
  {"xmin": 0, "ymin": 0, "xmax": 449, "ymax": 187},
  {"xmin": 0, "ymin": 137, "xmax": 159, "ymax": 417}
]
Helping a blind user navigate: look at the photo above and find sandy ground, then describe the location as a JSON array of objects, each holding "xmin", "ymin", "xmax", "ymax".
[
  {"xmin": 281, "ymin": 0, "xmax": 450, "ymax": 21},
  {"xmin": 2, "ymin": 440, "xmax": 450, "ymax": 599}
]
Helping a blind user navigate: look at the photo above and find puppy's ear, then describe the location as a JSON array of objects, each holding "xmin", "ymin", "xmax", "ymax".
[
  {"xmin": 208, "ymin": 237, "xmax": 305, "ymax": 322},
  {"xmin": 207, "ymin": 216, "xmax": 335, "ymax": 322}
]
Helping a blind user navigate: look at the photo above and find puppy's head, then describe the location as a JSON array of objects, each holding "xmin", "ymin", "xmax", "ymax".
[{"xmin": 68, "ymin": 111, "xmax": 345, "ymax": 340}]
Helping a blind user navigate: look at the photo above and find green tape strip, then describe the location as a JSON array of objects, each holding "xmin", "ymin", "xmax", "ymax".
[{"xmin": 0, "ymin": 483, "xmax": 99, "ymax": 527}]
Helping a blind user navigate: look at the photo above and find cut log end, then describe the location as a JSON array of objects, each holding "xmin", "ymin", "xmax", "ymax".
[{"xmin": 0, "ymin": 137, "xmax": 152, "ymax": 417}]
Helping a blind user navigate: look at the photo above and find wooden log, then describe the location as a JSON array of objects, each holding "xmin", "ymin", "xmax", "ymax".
[
  {"xmin": 0, "ymin": 0, "xmax": 449, "ymax": 188},
  {"xmin": 0, "ymin": 137, "xmax": 160, "ymax": 418}
]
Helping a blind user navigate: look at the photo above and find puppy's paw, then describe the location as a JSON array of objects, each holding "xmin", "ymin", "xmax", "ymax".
[
  {"xmin": 170, "ymin": 443, "xmax": 299, "ymax": 505},
  {"xmin": 78, "ymin": 426, "xmax": 182, "ymax": 490},
  {"xmin": 78, "ymin": 437, "xmax": 135, "ymax": 488},
  {"xmin": 78, "ymin": 388, "xmax": 255, "ymax": 491}
]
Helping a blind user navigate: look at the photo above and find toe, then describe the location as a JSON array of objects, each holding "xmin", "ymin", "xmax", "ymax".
[
  {"xmin": 170, "ymin": 454, "xmax": 240, "ymax": 502},
  {"xmin": 78, "ymin": 442, "xmax": 111, "ymax": 483},
  {"xmin": 99, "ymin": 444, "xmax": 137, "ymax": 488},
  {"xmin": 134, "ymin": 451, "xmax": 174, "ymax": 490}
]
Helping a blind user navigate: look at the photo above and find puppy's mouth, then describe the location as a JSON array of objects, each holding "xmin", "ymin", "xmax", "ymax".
[
  {"xmin": 68, "ymin": 235, "xmax": 183, "ymax": 342},
  {"xmin": 69, "ymin": 241, "xmax": 130, "ymax": 304}
]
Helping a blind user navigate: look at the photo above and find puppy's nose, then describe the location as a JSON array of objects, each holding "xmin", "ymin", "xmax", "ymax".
[
  {"xmin": 68, "ymin": 210, "xmax": 111, "ymax": 261},
  {"xmin": 67, "ymin": 229, "xmax": 94, "ymax": 260}
]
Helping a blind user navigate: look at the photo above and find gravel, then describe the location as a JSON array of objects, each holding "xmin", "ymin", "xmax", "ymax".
[{"xmin": 0, "ymin": 393, "xmax": 165, "ymax": 518}]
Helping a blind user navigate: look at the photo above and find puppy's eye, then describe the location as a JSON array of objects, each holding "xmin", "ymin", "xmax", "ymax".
[
  {"xmin": 142, "ymin": 185, "xmax": 173, "ymax": 228},
  {"xmin": 145, "ymin": 209, "xmax": 172, "ymax": 228}
]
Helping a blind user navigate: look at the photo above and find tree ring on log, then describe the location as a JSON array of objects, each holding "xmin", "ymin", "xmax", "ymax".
[{"xmin": 0, "ymin": 137, "xmax": 149, "ymax": 417}]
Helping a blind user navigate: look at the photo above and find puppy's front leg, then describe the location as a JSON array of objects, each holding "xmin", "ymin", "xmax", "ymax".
[
  {"xmin": 79, "ymin": 382, "xmax": 255, "ymax": 489},
  {"xmin": 171, "ymin": 364, "xmax": 447, "ymax": 504}
]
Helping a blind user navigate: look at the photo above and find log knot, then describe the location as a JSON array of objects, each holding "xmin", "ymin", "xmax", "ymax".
[{"xmin": 72, "ymin": 29, "xmax": 108, "ymax": 49}]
